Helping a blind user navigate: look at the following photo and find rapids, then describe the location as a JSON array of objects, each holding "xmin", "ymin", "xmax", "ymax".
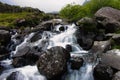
[{"xmin": 0, "ymin": 23, "xmax": 98, "ymax": 80}]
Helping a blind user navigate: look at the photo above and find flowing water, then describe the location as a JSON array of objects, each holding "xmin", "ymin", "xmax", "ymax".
[{"xmin": 0, "ymin": 22, "xmax": 98, "ymax": 80}]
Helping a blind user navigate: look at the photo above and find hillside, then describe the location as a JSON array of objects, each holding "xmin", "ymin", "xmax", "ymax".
[{"xmin": 0, "ymin": 2, "xmax": 53, "ymax": 28}]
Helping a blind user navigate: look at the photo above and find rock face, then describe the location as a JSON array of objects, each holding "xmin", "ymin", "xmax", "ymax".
[
  {"xmin": 37, "ymin": 46, "xmax": 70, "ymax": 80},
  {"xmin": 0, "ymin": 29, "xmax": 11, "ymax": 46},
  {"xmin": 6, "ymin": 71, "xmax": 25, "ymax": 80},
  {"xmin": 112, "ymin": 34, "xmax": 120, "ymax": 44},
  {"xmin": 34, "ymin": 19, "xmax": 62, "ymax": 31},
  {"xmin": 95, "ymin": 7, "xmax": 120, "ymax": 33},
  {"xmin": 12, "ymin": 46, "xmax": 40, "ymax": 67},
  {"xmin": 101, "ymin": 49, "xmax": 120, "ymax": 70},
  {"xmin": 113, "ymin": 71, "xmax": 120, "ymax": 80},
  {"xmin": 76, "ymin": 17, "xmax": 97, "ymax": 50},
  {"xmin": 90, "ymin": 40, "xmax": 111, "ymax": 54},
  {"xmin": 70, "ymin": 57, "xmax": 84, "ymax": 70},
  {"xmin": 93, "ymin": 63, "xmax": 113, "ymax": 80}
]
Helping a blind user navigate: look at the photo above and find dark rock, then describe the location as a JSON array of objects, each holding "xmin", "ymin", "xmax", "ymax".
[
  {"xmin": 70, "ymin": 57, "xmax": 84, "ymax": 70},
  {"xmin": 0, "ymin": 30, "xmax": 11, "ymax": 46},
  {"xmin": 0, "ymin": 46, "xmax": 8, "ymax": 55},
  {"xmin": 37, "ymin": 46, "xmax": 70, "ymax": 80},
  {"xmin": 93, "ymin": 63, "xmax": 113, "ymax": 80},
  {"xmin": 76, "ymin": 17, "xmax": 96, "ymax": 50},
  {"xmin": 95, "ymin": 29, "xmax": 106, "ymax": 41},
  {"xmin": 12, "ymin": 46, "xmax": 40, "ymax": 67},
  {"xmin": 35, "ymin": 19, "xmax": 62, "ymax": 31},
  {"xmin": 59, "ymin": 26, "xmax": 65, "ymax": 31},
  {"xmin": 101, "ymin": 49, "xmax": 120, "ymax": 70},
  {"xmin": 30, "ymin": 31, "xmax": 42, "ymax": 42},
  {"xmin": 113, "ymin": 71, "xmax": 120, "ymax": 80},
  {"xmin": 7, "ymin": 71, "xmax": 25, "ymax": 80},
  {"xmin": 95, "ymin": 7, "xmax": 120, "ymax": 33},
  {"xmin": 112, "ymin": 34, "xmax": 120, "ymax": 44},
  {"xmin": 0, "ymin": 54, "xmax": 10, "ymax": 61},
  {"xmin": 77, "ymin": 17, "xmax": 97, "ymax": 33},
  {"xmin": 12, "ymin": 57, "xmax": 27, "ymax": 67},
  {"xmin": 65, "ymin": 45, "xmax": 72, "ymax": 52}
]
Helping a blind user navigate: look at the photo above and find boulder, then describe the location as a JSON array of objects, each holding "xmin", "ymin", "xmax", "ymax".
[
  {"xmin": 113, "ymin": 71, "xmax": 120, "ymax": 80},
  {"xmin": 12, "ymin": 46, "xmax": 40, "ymax": 67},
  {"xmin": 37, "ymin": 46, "xmax": 70, "ymax": 80},
  {"xmin": 30, "ymin": 31, "xmax": 42, "ymax": 42},
  {"xmin": 77, "ymin": 17, "xmax": 97, "ymax": 33},
  {"xmin": 93, "ymin": 63, "xmax": 113, "ymax": 80},
  {"xmin": 7, "ymin": 71, "xmax": 25, "ymax": 80},
  {"xmin": 90, "ymin": 40, "xmax": 111, "ymax": 54},
  {"xmin": 101, "ymin": 49, "xmax": 120, "ymax": 70},
  {"xmin": 70, "ymin": 57, "xmax": 84, "ymax": 70},
  {"xmin": 112, "ymin": 34, "xmax": 120, "ymax": 44},
  {"xmin": 0, "ymin": 30, "xmax": 11, "ymax": 46},
  {"xmin": 76, "ymin": 32, "xmax": 95, "ymax": 50},
  {"xmin": 95, "ymin": 7, "xmax": 120, "ymax": 33},
  {"xmin": 76, "ymin": 17, "xmax": 97, "ymax": 50},
  {"xmin": 65, "ymin": 45, "xmax": 72, "ymax": 52},
  {"xmin": 35, "ymin": 19, "xmax": 62, "ymax": 31}
]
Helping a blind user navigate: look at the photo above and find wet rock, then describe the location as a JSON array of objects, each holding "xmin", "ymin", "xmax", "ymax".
[
  {"xmin": 0, "ymin": 30, "xmax": 11, "ymax": 46},
  {"xmin": 35, "ymin": 19, "xmax": 62, "ymax": 31},
  {"xmin": 12, "ymin": 57, "xmax": 27, "ymax": 67},
  {"xmin": 30, "ymin": 31, "xmax": 42, "ymax": 42},
  {"xmin": 7, "ymin": 71, "xmax": 25, "ymax": 80},
  {"xmin": 113, "ymin": 71, "xmax": 120, "ymax": 80},
  {"xmin": 93, "ymin": 63, "xmax": 113, "ymax": 80},
  {"xmin": 95, "ymin": 7, "xmax": 120, "ymax": 33},
  {"xmin": 101, "ymin": 49, "xmax": 120, "ymax": 70},
  {"xmin": 12, "ymin": 46, "xmax": 40, "ymax": 67},
  {"xmin": 65, "ymin": 45, "xmax": 72, "ymax": 52},
  {"xmin": 37, "ymin": 46, "xmax": 70, "ymax": 80},
  {"xmin": 70, "ymin": 57, "xmax": 84, "ymax": 70}
]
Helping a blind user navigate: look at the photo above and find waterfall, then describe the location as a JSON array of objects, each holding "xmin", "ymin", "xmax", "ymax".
[{"xmin": 0, "ymin": 22, "xmax": 98, "ymax": 80}]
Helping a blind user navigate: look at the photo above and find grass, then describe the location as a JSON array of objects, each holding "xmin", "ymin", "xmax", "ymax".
[{"xmin": 0, "ymin": 12, "xmax": 33, "ymax": 27}]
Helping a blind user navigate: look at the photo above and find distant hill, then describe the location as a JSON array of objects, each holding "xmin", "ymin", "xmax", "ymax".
[
  {"xmin": 0, "ymin": 1, "xmax": 43, "ymax": 13},
  {"xmin": 0, "ymin": 2, "xmax": 54, "ymax": 28}
]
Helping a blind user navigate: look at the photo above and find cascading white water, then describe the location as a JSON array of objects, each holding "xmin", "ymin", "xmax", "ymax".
[{"xmin": 0, "ymin": 22, "xmax": 97, "ymax": 80}]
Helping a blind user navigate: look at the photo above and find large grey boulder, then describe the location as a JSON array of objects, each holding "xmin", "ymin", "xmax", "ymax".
[
  {"xmin": 95, "ymin": 7, "xmax": 120, "ymax": 33},
  {"xmin": 113, "ymin": 71, "xmax": 120, "ymax": 80},
  {"xmin": 90, "ymin": 40, "xmax": 111, "ymax": 54},
  {"xmin": 101, "ymin": 49, "xmax": 120, "ymax": 70},
  {"xmin": 93, "ymin": 63, "xmax": 113, "ymax": 80},
  {"xmin": 37, "ymin": 46, "xmax": 70, "ymax": 80}
]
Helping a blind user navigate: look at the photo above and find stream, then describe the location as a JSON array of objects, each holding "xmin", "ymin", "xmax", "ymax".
[{"xmin": 0, "ymin": 22, "xmax": 98, "ymax": 80}]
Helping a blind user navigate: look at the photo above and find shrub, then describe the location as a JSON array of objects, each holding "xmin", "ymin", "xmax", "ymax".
[{"xmin": 59, "ymin": 4, "xmax": 87, "ymax": 22}]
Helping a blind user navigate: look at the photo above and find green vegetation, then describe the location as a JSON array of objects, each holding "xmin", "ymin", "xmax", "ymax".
[
  {"xmin": 0, "ymin": 2, "xmax": 53, "ymax": 28},
  {"xmin": 59, "ymin": 4, "xmax": 87, "ymax": 22},
  {"xmin": 60, "ymin": 0, "xmax": 120, "ymax": 22},
  {"xmin": 0, "ymin": 12, "xmax": 50, "ymax": 28}
]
